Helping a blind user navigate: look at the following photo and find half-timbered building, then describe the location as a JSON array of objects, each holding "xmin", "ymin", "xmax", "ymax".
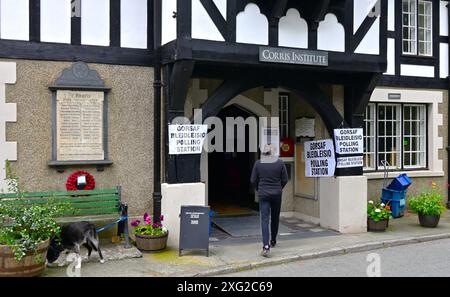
[{"xmin": 0, "ymin": 0, "xmax": 448, "ymax": 241}]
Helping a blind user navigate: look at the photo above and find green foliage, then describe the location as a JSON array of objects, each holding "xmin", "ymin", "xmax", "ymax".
[
  {"xmin": 0, "ymin": 160, "xmax": 72, "ymax": 261},
  {"xmin": 367, "ymin": 200, "xmax": 391, "ymax": 222},
  {"xmin": 408, "ymin": 185, "xmax": 446, "ymax": 216},
  {"xmin": 131, "ymin": 213, "xmax": 167, "ymax": 237}
]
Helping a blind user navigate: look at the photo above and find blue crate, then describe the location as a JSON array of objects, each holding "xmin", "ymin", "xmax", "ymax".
[
  {"xmin": 381, "ymin": 188, "xmax": 407, "ymax": 218},
  {"xmin": 387, "ymin": 174, "xmax": 412, "ymax": 191}
]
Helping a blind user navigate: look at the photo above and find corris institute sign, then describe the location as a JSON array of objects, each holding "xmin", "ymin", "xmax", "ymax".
[{"xmin": 259, "ymin": 46, "xmax": 328, "ymax": 67}]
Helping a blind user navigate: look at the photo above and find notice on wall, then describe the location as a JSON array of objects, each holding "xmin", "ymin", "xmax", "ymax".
[
  {"xmin": 295, "ymin": 117, "xmax": 315, "ymax": 138},
  {"xmin": 169, "ymin": 125, "xmax": 208, "ymax": 155},
  {"xmin": 333, "ymin": 128, "xmax": 364, "ymax": 155},
  {"xmin": 336, "ymin": 156, "xmax": 364, "ymax": 169},
  {"xmin": 56, "ymin": 90, "xmax": 104, "ymax": 161},
  {"xmin": 304, "ymin": 139, "xmax": 336, "ymax": 177}
]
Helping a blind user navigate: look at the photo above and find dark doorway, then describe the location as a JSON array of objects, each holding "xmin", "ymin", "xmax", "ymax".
[{"xmin": 208, "ymin": 105, "xmax": 259, "ymax": 216}]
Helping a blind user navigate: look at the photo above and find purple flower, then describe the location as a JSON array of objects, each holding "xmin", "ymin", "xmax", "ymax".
[
  {"xmin": 131, "ymin": 220, "xmax": 140, "ymax": 227},
  {"xmin": 160, "ymin": 215, "xmax": 164, "ymax": 222},
  {"xmin": 144, "ymin": 213, "xmax": 151, "ymax": 225}
]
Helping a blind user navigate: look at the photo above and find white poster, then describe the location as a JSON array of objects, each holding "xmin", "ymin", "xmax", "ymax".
[
  {"xmin": 295, "ymin": 117, "xmax": 315, "ymax": 138},
  {"xmin": 336, "ymin": 156, "xmax": 364, "ymax": 168},
  {"xmin": 304, "ymin": 139, "xmax": 336, "ymax": 177},
  {"xmin": 334, "ymin": 128, "xmax": 364, "ymax": 155},
  {"xmin": 168, "ymin": 125, "xmax": 208, "ymax": 155}
]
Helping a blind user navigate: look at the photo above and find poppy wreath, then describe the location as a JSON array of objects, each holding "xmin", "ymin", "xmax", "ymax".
[{"xmin": 66, "ymin": 170, "xmax": 96, "ymax": 191}]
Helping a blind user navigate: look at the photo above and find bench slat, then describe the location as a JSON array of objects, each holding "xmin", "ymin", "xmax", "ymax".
[
  {"xmin": 56, "ymin": 214, "xmax": 121, "ymax": 224},
  {"xmin": 69, "ymin": 201, "xmax": 120, "ymax": 209},
  {"xmin": 0, "ymin": 188, "xmax": 118, "ymax": 199},
  {"xmin": 0, "ymin": 196, "xmax": 119, "ymax": 205},
  {"xmin": 64, "ymin": 207, "xmax": 119, "ymax": 216}
]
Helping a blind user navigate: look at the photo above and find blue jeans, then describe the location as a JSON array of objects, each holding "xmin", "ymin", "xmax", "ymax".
[{"xmin": 259, "ymin": 195, "xmax": 282, "ymax": 248}]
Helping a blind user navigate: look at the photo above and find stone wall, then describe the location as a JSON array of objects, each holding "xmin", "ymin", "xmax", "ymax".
[{"xmin": 4, "ymin": 59, "xmax": 154, "ymax": 215}]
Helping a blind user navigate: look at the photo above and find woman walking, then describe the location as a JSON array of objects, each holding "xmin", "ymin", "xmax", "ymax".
[{"xmin": 250, "ymin": 144, "xmax": 288, "ymax": 257}]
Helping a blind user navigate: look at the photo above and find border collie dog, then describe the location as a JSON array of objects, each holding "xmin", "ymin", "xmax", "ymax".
[{"xmin": 47, "ymin": 221, "xmax": 104, "ymax": 268}]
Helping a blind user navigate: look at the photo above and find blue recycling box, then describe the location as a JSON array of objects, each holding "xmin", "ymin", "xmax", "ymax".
[
  {"xmin": 381, "ymin": 188, "xmax": 407, "ymax": 218},
  {"xmin": 387, "ymin": 174, "xmax": 412, "ymax": 191}
]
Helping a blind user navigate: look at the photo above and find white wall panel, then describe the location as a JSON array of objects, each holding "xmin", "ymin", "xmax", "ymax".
[
  {"xmin": 213, "ymin": 0, "xmax": 227, "ymax": 18},
  {"xmin": 318, "ymin": 14, "xmax": 345, "ymax": 52},
  {"xmin": 388, "ymin": 0, "xmax": 395, "ymax": 31},
  {"xmin": 81, "ymin": 0, "xmax": 110, "ymax": 46},
  {"xmin": 41, "ymin": 0, "xmax": 71, "ymax": 43},
  {"xmin": 355, "ymin": 18, "xmax": 380, "ymax": 55},
  {"xmin": 440, "ymin": 1, "xmax": 448, "ymax": 36},
  {"xmin": 192, "ymin": 0, "xmax": 224, "ymax": 41},
  {"xmin": 440, "ymin": 43, "xmax": 449, "ymax": 78},
  {"xmin": 278, "ymin": 9, "xmax": 308, "ymax": 49},
  {"xmin": 162, "ymin": 0, "xmax": 177, "ymax": 45},
  {"xmin": 0, "ymin": 0, "xmax": 29, "ymax": 41},
  {"xmin": 236, "ymin": 4, "xmax": 268, "ymax": 45},
  {"xmin": 354, "ymin": 0, "xmax": 378, "ymax": 33},
  {"xmin": 400, "ymin": 65, "xmax": 435, "ymax": 77},
  {"xmin": 121, "ymin": 0, "xmax": 147, "ymax": 48},
  {"xmin": 385, "ymin": 38, "xmax": 395, "ymax": 75}
]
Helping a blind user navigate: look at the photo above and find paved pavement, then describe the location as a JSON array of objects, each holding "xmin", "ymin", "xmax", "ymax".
[
  {"xmin": 43, "ymin": 211, "xmax": 450, "ymax": 277},
  {"xmin": 224, "ymin": 238, "xmax": 450, "ymax": 277}
]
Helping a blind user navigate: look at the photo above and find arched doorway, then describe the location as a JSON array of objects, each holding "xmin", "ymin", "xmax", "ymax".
[{"xmin": 208, "ymin": 104, "xmax": 261, "ymax": 216}]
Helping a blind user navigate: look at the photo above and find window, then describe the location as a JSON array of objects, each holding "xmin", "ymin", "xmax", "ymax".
[
  {"xmin": 363, "ymin": 103, "xmax": 427, "ymax": 171},
  {"xmin": 279, "ymin": 93, "xmax": 289, "ymax": 138},
  {"xmin": 402, "ymin": 0, "xmax": 433, "ymax": 56}
]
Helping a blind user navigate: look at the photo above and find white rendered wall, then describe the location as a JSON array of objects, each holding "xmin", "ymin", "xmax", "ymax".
[
  {"xmin": 388, "ymin": 0, "xmax": 395, "ymax": 31},
  {"xmin": 162, "ymin": 0, "xmax": 177, "ymax": 45},
  {"xmin": 81, "ymin": 0, "xmax": 110, "ymax": 46},
  {"xmin": 40, "ymin": 0, "xmax": 71, "ymax": 44},
  {"xmin": 236, "ymin": 3, "xmax": 268, "ymax": 45},
  {"xmin": 0, "ymin": 0, "xmax": 29, "ymax": 41},
  {"xmin": 440, "ymin": 43, "xmax": 449, "ymax": 78},
  {"xmin": 400, "ymin": 65, "xmax": 435, "ymax": 78},
  {"xmin": 192, "ymin": 0, "xmax": 225, "ymax": 42},
  {"xmin": 278, "ymin": 9, "xmax": 308, "ymax": 49},
  {"xmin": 121, "ymin": 0, "xmax": 147, "ymax": 48},
  {"xmin": 355, "ymin": 18, "xmax": 380, "ymax": 55},
  {"xmin": 354, "ymin": 0, "xmax": 379, "ymax": 34},
  {"xmin": 317, "ymin": 14, "xmax": 345, "ymax": 52},
  {"xmin": 161, "ymin": 183, "xmax": 206, "ymax": 249},
  {"xmin": 385, "ymin": 38, "xmax": 395, "ymax": 75},
  {"xmin": 319, "ymin": 176, "xmax": 367, "ymax": 234},
  {"xmin": 0, "ymin": 62, "xmax": 17, "ymax": 193},
  {"xmin": 440, "ymin": 1, "xmax": 448, "ymax": 36}
]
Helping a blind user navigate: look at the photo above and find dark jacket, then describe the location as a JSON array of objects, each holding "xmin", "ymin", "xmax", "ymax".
[{"xmin": 250, "ymin": 158, "xmax": 288, "ymax": 198}]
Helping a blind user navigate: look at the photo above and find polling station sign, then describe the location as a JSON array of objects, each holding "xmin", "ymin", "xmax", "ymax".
[
  {"xmin": 334, "ymin": 128, "xmax": 363, "ymax": 155},
  {"xmin": 304, "ymin": 139, "xmax": 336, "ymax": 177},
  {"xmin": 336, "ymin": 156, "xmax": 364, "ymax": 168},
  {"xmin": 169, "ymin": 125, "xmax": 208, "ymax": 155}
]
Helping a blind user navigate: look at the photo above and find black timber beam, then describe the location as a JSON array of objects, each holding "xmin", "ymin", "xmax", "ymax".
[
  {"xmin": 110, "ymin": 0, "xmax": 121, "ymax": 47},
  {"xmin": 0, "ymin": 40, "xmax": 153, "ymax": 66},
  {"xmin": 200, "ymin": 0, "xmax": 228, "ymax": 41},
  {"xmin": 29, "ymin": 0, "xmax": 40, "ymax": 42}
]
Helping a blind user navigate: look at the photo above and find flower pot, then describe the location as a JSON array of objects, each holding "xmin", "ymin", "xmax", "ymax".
[
  {"xmin": 418, "ymin": 214, "xmax": 440, "ymax": 228},
  {"xmin": 135, "ymin": 232, "xmax": 168, "ymax": 251},
  {"xmin": 367, "ymin": 218, "xmax": 389, "ymax": 232},
  {"xmin": 0, "ymin": 239, "xmax": 49, "ymax": 277}
]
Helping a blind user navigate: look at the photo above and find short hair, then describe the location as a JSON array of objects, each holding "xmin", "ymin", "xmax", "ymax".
[{"xmin": 262, "ymin": 144, "xmax": 274, "ymax": 156}]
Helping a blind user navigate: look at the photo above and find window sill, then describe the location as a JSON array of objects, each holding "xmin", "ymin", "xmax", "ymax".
[
  {"xmin": 364, "ymin": 170, "xmax": 444, "ymax": 180},
  {"xmin": 48, "ymin": 160, "xmax": 113, "ymax": 173}
]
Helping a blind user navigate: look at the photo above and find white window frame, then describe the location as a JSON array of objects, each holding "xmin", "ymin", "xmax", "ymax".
[
  {"xmin": 363, "ymin": 102, "xmax": 428, "ymax": 171},
  {"xmin": 402, "ymin": 0, "xmax": 433, "ymax": 56}
]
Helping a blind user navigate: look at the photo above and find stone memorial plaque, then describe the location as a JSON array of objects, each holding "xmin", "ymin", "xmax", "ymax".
[{"xmin": 56, "ymin": 90, "xmax": 104, "ymax": 161}]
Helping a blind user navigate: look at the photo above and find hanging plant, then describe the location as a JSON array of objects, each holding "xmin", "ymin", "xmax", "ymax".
[{"xmin": 66, "ymin": 170, "xmax": 96, "ymax": 191}]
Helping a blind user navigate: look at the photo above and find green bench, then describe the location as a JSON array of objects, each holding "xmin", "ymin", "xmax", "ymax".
[{"xmin": 0, "ymin": 186, "xmax": 130, "ymax": 248}]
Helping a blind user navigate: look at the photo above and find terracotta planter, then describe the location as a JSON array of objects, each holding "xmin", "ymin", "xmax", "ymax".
[
  {"xmin": 418, "ymin": 214, "xmax": 440, "ymax": 228},
  {"xmin": 135, "ymin": 232, "xmax": 168, "ymax": 251},
  {"xmin": 367, "ymin": 218, "xmax": 389, "ymax": 232},
  {"xmin": 0, "ymin": 239, "xmax": 49, "ymax": 277}
]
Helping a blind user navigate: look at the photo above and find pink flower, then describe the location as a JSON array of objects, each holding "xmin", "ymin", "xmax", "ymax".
[
  {"xmin": 144, "ymin": 213, "xmax": 151, "ymax": 225},
  {"xmin": 131, "ymin": 220, "xmax": 140, "ymax": 227}
]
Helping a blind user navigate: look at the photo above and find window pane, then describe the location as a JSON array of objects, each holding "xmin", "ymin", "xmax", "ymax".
[
  {"xmin": 378, "ymin": 104, "xmax": 401, "ymax": 169},
  {"xmin": 363, "ymin": 104, "xmax": 376, "ymax": 170},
  {"xmin": 403, "ymin": 104, "xmax": 427, "ymax": 168}
]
